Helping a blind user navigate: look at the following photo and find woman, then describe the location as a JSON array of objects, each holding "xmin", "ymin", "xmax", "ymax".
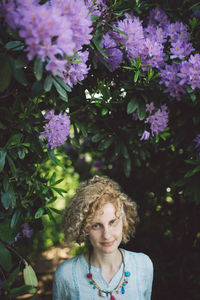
[{"xmin": 53, "ymin": 176, "xmax": 153, "ymax": 300}]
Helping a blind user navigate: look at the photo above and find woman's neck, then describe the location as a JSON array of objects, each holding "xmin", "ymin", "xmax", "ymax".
[{"xmin": 88, "ymin": 248, "xmax": 123, "ymax": 282}]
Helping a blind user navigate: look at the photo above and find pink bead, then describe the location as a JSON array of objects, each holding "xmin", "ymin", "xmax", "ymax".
[{"xmin": 110, "ymin": 293, "xmax": 116, "ymax": 300}]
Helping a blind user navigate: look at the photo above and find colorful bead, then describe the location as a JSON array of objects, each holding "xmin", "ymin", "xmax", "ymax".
[
  {"xmin": 100, "ymin": 291, "xmax": 107, "ymax": 297},
  {"xmin": 110, "ymin": 294, "xmax": 116, "ymax": 300},
  {"xmin": 121, "ymin": 286, "xmax": 125, "ymax": 294},
  {"xmin": 87, "ymin": 273, "xmax": 92, "ymax": 278},
  {"xmin": 125, "ymin": 271, "xmax": 131, "ymax": 277}
]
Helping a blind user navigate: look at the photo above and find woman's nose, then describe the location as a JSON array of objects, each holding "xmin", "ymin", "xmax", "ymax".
[{"xmin": 102, "ymin": 226, "xmax": 111, "ymax": 239}]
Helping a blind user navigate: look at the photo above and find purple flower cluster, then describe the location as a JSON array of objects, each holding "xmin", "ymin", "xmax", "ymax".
[
  {"xmin": 15, "ymin": 223, "xmax": 33, "ymax": 242},
  {"xmin": 101, "ymin": 33, "xmax": 123, "ymax": 71},
  {"xmin": 146, "ymin": 104, "xmax": 168, "ymax": 135},
  {"xmin": 1, "ymin": 0, "xmax": 92, "ymax": 86},
  {"xmin": 116, "ymin": 13, "xmax": 146, "ymax": 61},
  {"xmin": 85, "ymin": 0, "xmax": 107, "ymax": 18},
  {"xmin": 105, "ymin": 7, "xmax": 199, "ymax": 100},
  {"xmin": 39, "ymin": 110, "xmax": 71, "ymax": 149},
  {"xmin": 193, "ymin": 134, "xmax": 200, "ymax": 156},
  {"xmin": 141, "ymin": 103, "xmax": 169, "ymax": 140},
  {"xmin": 62, "ymin": 50, "xmax": 90, "ymax": 87}
]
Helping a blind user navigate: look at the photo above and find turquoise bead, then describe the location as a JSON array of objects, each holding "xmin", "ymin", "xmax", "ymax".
[
  {"xmin": 125, "ymin": 271, "xmax": 131, "ymax": 277},
  {"xmin": 121, "ymin": 286, "xmax": 125, "ymax": 294}
]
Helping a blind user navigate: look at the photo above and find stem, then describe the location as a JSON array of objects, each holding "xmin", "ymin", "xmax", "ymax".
[{"xmin": 1, "ymin": 241, "xmax": 26, "ymax": 266}]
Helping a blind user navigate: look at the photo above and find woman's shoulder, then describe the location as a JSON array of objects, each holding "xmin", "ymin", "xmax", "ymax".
[
  {"xmin": 123, "ymin": 249, "xmax": 153, "ymax": 270},
  {"xmin": 54, "ymin": 255, "xmax": 81, "ymax": 279}
]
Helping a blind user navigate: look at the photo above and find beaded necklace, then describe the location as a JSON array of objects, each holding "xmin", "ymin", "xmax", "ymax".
[{"xmin": 86, "ymin": 249, "xmax": 131, "ymax": 300}]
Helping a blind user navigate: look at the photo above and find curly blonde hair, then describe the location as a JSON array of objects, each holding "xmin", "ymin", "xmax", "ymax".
[{"xmin": 63, "ymin": 176, "xmax": 139, "ymax": 244}]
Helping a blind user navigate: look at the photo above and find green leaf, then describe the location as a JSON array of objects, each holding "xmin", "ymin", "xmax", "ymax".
[
  {"xmin": 50, "ymin": 172, "xmax": 56, "ymax": 185},
  {"xmin": 11, "ymin": 209, "xmax": 21, "ymax": 228},
  {"xmin": 7, "ymin": 183, "xmax": 16, "ymax": 208},
  {"xmin": 137, "ymin": 101, "xmax": 146, "ymax": 120},
  {"xmin": 75, "ymin": 121, "xmax": 87, "ymax": 137},
  {"xmin": 46, "ymin": 207, "xmax": 56, "ymax": 222},
  {"xmin": 5, "ymin": 133, "xmax": 23, "ymax": 149},
  {"xmin": 34, "ymin": 207, "xmax": 45, "ymax": 219},
  {"xmin": 31, "ymin": 80, "xmax": 43, "ymax": 96},
  {"xmin": 0, "ymin": 221, "xmax": 15, "ymax": 242},
  {"xmin": 9, "ymin": 285, "xmax": 36, "ymax": 297},
  {"xmin": 0, "ymin": 241, "xmax": 12, "ymax": 271},
  {"xmin": 18, "ymin": 148, "xmax": 26, "ymax": 159},
  {"xmin": 55, "ymin": 77, "xmax": 72, "ymax": 92},
  {"xmin": 98, "ymin": 137, "xmax": 114, "ymax": 151},
  {"xmin": 92, "ymin": 132, "xmax": 105, "ymax": 142},
  {"xmin": 1, "ymin": 192, "xmax": 11, "ymax": 209},
  {"xmin": 52, "ymin": 178, "xmax": 64, "ymax": 186},
  {"xmin": 7, "ymin": 155, "xmax": 17, "ymax": 178},
  {"xmin": 101, "ymin": 108, "xmax": 108, "ymax": 115},
  {"xmin": 48, "ymin": 150, "xmax": 66, "ymax": 170},
  {"xmin": 33, "ymin": 57, "xmax": 43, "ymax": 80},
  {"xmin": 190, "ymin": 93, "xmax": 196, "ymax": 102},
  {"xmin": 23, "ymin": 264, "xmax": 38, "ymax": 287},
  {"xmin": 53, "ymin": 79, "xmax": 68, "ymax": 100},
  {"xmin": 121, "ymin": 143, "xmax": 129, "ymax": 159},
  {"xmin": 134, "ymin": 70, "xmax": 140, "ymax": 83},
  {"xmin": 51, "ymin": 187, "xmax": 66, "ymax": 196},
  {"xmin": 2, "ymin": 266, "xmax": 20, "ymax": 289},
  {"xmin": 0, "ymin": 149, "xmax": 7, "ymax": 172},
  {"xmin": 44, "ymin": 75, "xmax": 53, "ymax": 92},
  {"xmin": 13, "ymin": 65, "xmax": 28, "ymax": 86},
  {"xmin": 107, "ymin": 24, "xmax": 128, "ymax": 37},
  {"xmin": 123, "ymin": 158, "xmax": 131, "ymax": 177},
  {"xmin": 0, "ymin": 54, "xmax": 12, "ymax": 92},
  {"xmin": 48, "ymin": 207, "xmax": 62, "ymax": 215},
  {"xmin": 92, "ymin": 37, "xmax": 108, "ymax": 59},
  {"xmin": 127, "ymin": 98, "xmax": 138, "ymax": 114},
  {"xmin": 184, "ymin": 166, "xmax": 200, "ymax": 178},
  {"xmin": 5, "ymin": 41, "xmax": 24, "ymax": 50}
]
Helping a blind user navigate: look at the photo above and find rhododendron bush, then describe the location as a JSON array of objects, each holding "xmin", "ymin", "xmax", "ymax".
[{"xmin": 0, "ymin": 0, "xmax": 200, "ymax": 298}]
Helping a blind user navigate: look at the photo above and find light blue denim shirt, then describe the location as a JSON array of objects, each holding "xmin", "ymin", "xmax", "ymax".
[{"xmin": 53, "ymin": 249, "xmax": 153, "ymax": 300}]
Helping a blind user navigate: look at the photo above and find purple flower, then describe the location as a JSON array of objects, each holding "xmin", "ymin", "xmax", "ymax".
[
  {"xmin": 85, "ymin": 0, "xmax": 107, "ymax": 19},
  {"xmin": 166, "ymin": 22, "xmax": 190, "ymax": 43},
  {"xmin": 187, "ymin": 54, "xmax": 200, "ymax": 90},
  {"xmin": 170, "ymin": 40, "xmax": 194, "ymax": 60},
  {"xmin": 193, "ymin": 134, "xmax": 200, "ymax": 155},
  {"xmin": 159, "ymin": 63, "xmax": 186, "ymax": 100},
  {"xmin": 21, "ymin": 223, "xmax": 33, "ymax": 239},
  {"xmin": 101, "ymin": 32, "xmax": 123, "ymax": 71},
  {"xmin": 146, "ymin": 102, "xmax": 155, "ymax": 113},
  {"xmin": 147, "ymin": 7, "xmax": 169, "ymax": 28},
  {"xmin": 115, "ymin": 14, "xmax": 146, "ymax": 60},
  {"xmin": 144, "ymin": 37, "xmax": 164, "ymax": 69},
  {"xmin": 145, "ymin": 104, "xmax": 169, "ymax": 136},
  {"xmin": 39, "ymin": 110, "xmax": 71, "ymax": 149},
  {"xmin": 1, "ymin": 0, "xmax": 92, "ymax": 81},
  {"xmin": 53, "ymin": 0, "xmax": 92, "ymax": 51},
  {"xmin": 140, "ymin": 130, "xmax": 150, "ymax": 141},
  {"xmin": 14, "ymin": 232, "xmax": 22, "ymax": 242},
  {"xmin": 62, "ymin": 50, "xmax": 90, "ymax": 87}
]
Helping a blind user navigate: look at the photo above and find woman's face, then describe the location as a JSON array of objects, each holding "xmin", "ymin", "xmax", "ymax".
[{"xmin": 88, "ymin": 202, "xmax": 123, "ymax": 255}]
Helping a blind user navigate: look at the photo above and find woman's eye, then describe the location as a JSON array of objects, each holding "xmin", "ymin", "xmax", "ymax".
[
  {"xmin": 110, "ymin": 219, "xmax": 116, "ymax": 225},
  {"xmin": 92, "ymin": 224, "xmax": 100, "ymax": 229}
]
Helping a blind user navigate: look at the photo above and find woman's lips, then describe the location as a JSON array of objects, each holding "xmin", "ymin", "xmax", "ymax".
[{"xmin": 101, "ymin": 241, "xmax": 114, "ymax": 247}]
